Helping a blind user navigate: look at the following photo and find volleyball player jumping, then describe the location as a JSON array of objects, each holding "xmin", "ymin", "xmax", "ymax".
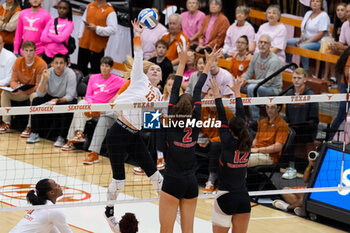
[
  {"xmin": 159, "ymin": 46, "xmax": 221, "ymax": 233},
  {"xmin": 10, "ymin": 179, "xmax": 72, "ymax": 233},
  {"xmin": 210, "ymin": 78, "xmax": 251, "ymax": 233},
  {"xmin": 104, "ymin": 19, "xmax": 164, "ymax": 231}
]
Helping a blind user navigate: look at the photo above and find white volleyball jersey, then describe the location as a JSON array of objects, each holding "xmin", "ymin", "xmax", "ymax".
[
  {"xmin": 10, "ymin": 201, "xmax": 72, "ymax": 233},
  {"xmin": 115, "ymin": 47, "xmax": 162, "ymax": 130}
]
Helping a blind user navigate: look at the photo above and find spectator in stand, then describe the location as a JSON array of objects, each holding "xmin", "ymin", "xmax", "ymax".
[
  {"xmin": 181, "ymin": 49, "xmax": 197, "ymax": 90},
  {"xmin": 149, "ymin": 39, "xmax": 173, "ymax": 90},
  {"xmin": 77, "ymin": 0, "xmax": 117, "ymax": 76},
  {"xmin": 286, "ymin": 0, "xmax": 330, "ymax": 73},
  {"xmin": 199, "ymin": 88, "xmax": 233, "ymax": 194},
  {"xmin": 0, "ymin": 40, "xmax": 47, "ymax": 137},
  {"xmin": 161, "ymin": 13, "xmax": 189, "ymax": 66},
  {"xmin": 0, "ymin": 35, "xmax": 16, "ymax": 124},
  {"xmin": 201, "ymin": 55, "xmax": 234, "ymax": 99},
  {"xmin": 40, "ymin": 0, "xmax": 73, "ymax": 64},
  {"xmin": 332, "ymin": 3, "xmax": 347, "ymax": 42},
  {"xmin": 0, "ymin": 0, "xmax": 21, "ymax": 51},
  {"xmin": 253, "ymin": 5, "xmax": 287, "ymax": 63},
  {"xmin": 299, "ymin": 0, "xmax": 328, "ymax": 15},
  {"xmin": 185, "ymin": 55, "xmax": 206, "ymax": 95},
  {"xmin": 273, "ymin": 157, "xmax": 316, "ymax": 216},
  {"xmin": 323, "ymin": 3, "xmax": 349, "ymax": 81},
  {"xmin": 248, "ymin": 104, "xmax": 289, "ymax": 167},
  {"xmin": 162, "ymin": 75, "xmax": 176, "ymax": 102},
  {"xmin": 230, "ymin": 35, "xmax": 252, "ymax": 78},
  {"xmin": 13, "ymin": 0, "xmax": 51, "ymax": 56},
  {"xmin": 27, "ymin": 54, "xmax": 77, "ymax": 145},
  {"xmin": 239, "ymin": 34, "xmax": 283, "ymax": 121},
  {"xmin": 141, "ymin": 8, "xmax": 167, "ymax": 60},
  {"xmin": 62, "ymin": 57, "xmax": 126, "ymax": 162},
  {"xmin": 194, "ymin": 0, "xmax": 230, "ymax": 53},
  {"xmin": 181, "ymin": 0, "xmax": 205, "ymax": 46},
  {"xmin": 222, "ymin": 5, "xmax": 255, "ymax": 57},
  {"xmin": 282, "ymin": 68, "xmax": 319, "ymax": 180},
  {"xmin": 0, "ymin": 35, "xmax": 16, "ymax": 88}
]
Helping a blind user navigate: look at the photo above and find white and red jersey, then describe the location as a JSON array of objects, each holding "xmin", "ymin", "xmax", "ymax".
[
  {"xmin": 114, "ymin": 37, "xmax": 162, "ymax": 130},
  {"xmin": 10, "ymin": 200, "xmax": 72, "ymax": 233}
]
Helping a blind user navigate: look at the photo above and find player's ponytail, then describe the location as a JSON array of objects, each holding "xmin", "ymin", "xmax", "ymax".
[
  {"xmin": 119, "ymin": 212, "xmax": 139, "ymax": 233},
  {"xmin": 26, "ymin": 179, "xmax": 52, "ymax": 205},
  {"xmin": 229, "ymin": 117, "xmax": 251, "ymax": 152},
  {"xmin": 172, "ymin": 93, "xmax": 194, "ymax": 120},
  {"xmin": 238, "ymin": 127, "xmax": 251, "ymax": 152}
]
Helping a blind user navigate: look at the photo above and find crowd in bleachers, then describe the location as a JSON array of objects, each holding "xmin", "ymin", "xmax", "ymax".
[{"xmin": 1, "ymin": 0, "xmax": 350, "ymax": 228}]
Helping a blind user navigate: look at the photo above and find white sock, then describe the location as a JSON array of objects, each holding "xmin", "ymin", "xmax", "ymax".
[
  {"xmin": 149, "ymin": 171, "xmax": 163, "ymax": 195},
  {"xmin": 107, "ymin": 179, "xmax": 125, "ymax": 207},
  {"xmin": 157, "ymin": 150, "xmax": 164, "ymax": 159}
]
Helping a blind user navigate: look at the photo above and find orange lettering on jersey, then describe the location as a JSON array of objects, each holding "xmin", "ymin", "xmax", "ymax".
[{"xmin": 145, "ymin": 91, "xmax": 156, "ymax": 102}]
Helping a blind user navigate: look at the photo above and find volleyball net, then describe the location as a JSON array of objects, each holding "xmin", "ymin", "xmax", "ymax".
[{"xmin": 0, "ymin": 94, "xmax": 349, "ymax": 212}]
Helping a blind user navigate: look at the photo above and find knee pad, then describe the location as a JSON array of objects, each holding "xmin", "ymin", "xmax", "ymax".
[{"xmin": 107, "ymin": 179, "xmax": 125, "ymax": 202}]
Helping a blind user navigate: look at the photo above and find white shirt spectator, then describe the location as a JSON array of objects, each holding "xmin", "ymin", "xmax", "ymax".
[
  {"xmin": 0, "ymin": 47, "xmax": 16, "ymax": 86},
  {"xmin": 301, "ymin": 11, "xmax": 330, "ymax": 41}
]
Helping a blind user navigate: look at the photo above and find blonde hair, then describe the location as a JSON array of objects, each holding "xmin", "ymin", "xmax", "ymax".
[
  {"xmin": 123, "ymin": 56, "xmax": 155, "ymax": 79},
  {"xmin": 294, "ymin": 67, "xmax": 308, "ymax": 77}
]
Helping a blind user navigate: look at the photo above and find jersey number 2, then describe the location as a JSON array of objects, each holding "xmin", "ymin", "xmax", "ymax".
[{"xmin": 183, "ymin": 127, "xmax": 192, "ymax": 143}]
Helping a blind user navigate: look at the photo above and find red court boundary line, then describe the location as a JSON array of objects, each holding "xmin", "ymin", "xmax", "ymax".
[{"xmin": 1, "ymin": 200, "xmax": 93, "ymax": 232}]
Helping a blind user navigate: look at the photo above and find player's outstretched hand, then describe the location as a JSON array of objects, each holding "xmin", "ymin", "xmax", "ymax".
[
  {"xmin": 227, "ymin": 78, "xmax": 243, "ymax": 97},
  {"xmin": 204, "ymin": 46, "xmax": 222, "ymax": 65},
  {"xmin": 209, "ymin": 77, "xmax": 221, "ymax": 99},
  {"xmin": 177, "ymin": 43, "xmax": 189, "ymax": 65},
  {"xmin": 131, "ymin": 19, "xmax": 143, "ymax": 36}
]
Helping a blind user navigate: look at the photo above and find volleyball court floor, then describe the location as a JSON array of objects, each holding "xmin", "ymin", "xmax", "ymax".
[{"xmin": 0, "ymin": 133, "xmax": 346, "ymax": 233}]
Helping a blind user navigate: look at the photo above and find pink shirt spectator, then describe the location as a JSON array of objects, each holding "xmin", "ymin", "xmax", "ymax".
[
  {"xmin": 14, "ymin": 8, "xmax": 51, "ymax": 56},
  {"xmin": 40, "ymin": 18, "xmax": 74, "ymax": 58},
  {"xmin": 339, "ymin": 21, "xmax": 350, "ymax": 46},
  {"xmin": 204, "ymin": 16, "xmax": 218, "ymax": 45},
  {"xmin": 84, "ymin": 73, "xmax": 126, "ymax": 104},
  {"xmin": 183, "ymin": 69, "xmax": 196, "ymax": 82},
  {"xmin": 181, "ymin": 10, "xmax": 206, "ymax": 40},
  {"xmin": 255, "ymin": 22, "xmax": 287, "ymax": 62},
  {"xmin": 141, "ymin": 23, "xmax": 167, "ymax": 60},
  {"xmin": 202, "ymin": 67, "xmax": 233, "ymax": 96},
  {"xmin": 223, "ymin": 21, "xmax": 255, "ymax": 56}
]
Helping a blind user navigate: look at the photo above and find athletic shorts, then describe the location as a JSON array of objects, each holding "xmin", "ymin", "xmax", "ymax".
[
  {"xmin": 212, "ymin": 191, "xmax": 251, "ymax": 228},
  {"xmin": 161, "ymin": 174, "xmax": 198, "ymax": 199}
]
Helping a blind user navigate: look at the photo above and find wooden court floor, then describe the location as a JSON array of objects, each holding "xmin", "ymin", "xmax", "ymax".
[{"xmin": 0, "ymin": 132, "xmax": 347, "ymax": 233}]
